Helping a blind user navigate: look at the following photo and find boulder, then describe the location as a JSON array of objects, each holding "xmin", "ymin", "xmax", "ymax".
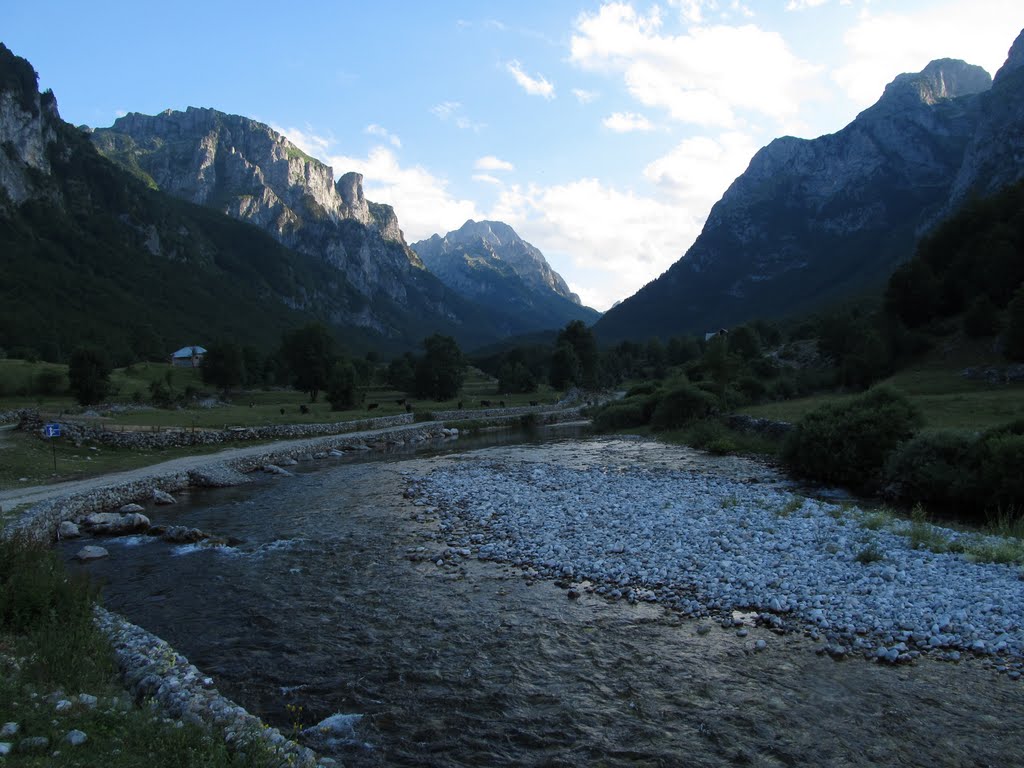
[
  {"xmin": 188, "ymin": 465, "xmax": 253, "ymax": 488},
  {"xmin": 263, "ymin": 464, "xmax": 293, "ymax": 476},
  {"xmin": 118, "ymin": 503, "xmax": 146, "ymax": 513},
  {"xmin": 74, "ymin": 545, "xmax": 109, "ymax": 561},
  {"xmin": 57, "ymin": 521, "xmax": 81, "ymax": 539},
  {"xmin": 161, "ymin": 526, "xmax": 211, "ymax": 544},
  {"xmin": 152, "ymin": 489, "xmax": 176, "ymax": 505},
  {"xmin": 82, "ymin": 512, "xmax": 150, "ymax": 535}
]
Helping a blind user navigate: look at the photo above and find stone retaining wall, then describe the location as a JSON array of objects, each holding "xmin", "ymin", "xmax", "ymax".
[
  {"xmin": 16, "ymin": 411, "xmax": 414, "ymax": 449},
  {"xmin": 4, "ymin": 422, "xmax": 454, "ymax": 544},
  {"xmin": 96, "ymin": 607, "xmax": 325, "ymax": 767},
  {"xmin": 430, "ymin": 405, "xmax": 587, "ymax": 425}
]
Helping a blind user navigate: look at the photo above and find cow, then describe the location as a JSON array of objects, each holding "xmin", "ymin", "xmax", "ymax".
[
  {"xmin": 480, "ymin": 400, "xmax": 491, "ymax": 407},
  {"xmin": 368, "ymin": 403, "xmax": 379, "ymax": 410},
  {"xmin": 396, "ymin": 398, "xmax": 406, "ymax": 405},
  {"xmin": 529, "ymin": 401, "xmax": 538, "ymax": 407},
  {"xmin": 299, "ymin": 404, "xmax": 309, "ymax": 415}
]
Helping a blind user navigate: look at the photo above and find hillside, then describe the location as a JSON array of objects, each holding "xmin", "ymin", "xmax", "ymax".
[{"xmin": 595, "ymin": 30, "xmax": 1024, "ymax": 343}]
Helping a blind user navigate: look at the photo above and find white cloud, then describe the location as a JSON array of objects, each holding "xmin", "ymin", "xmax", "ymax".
[
  {"xmin": 603, "ymin": 111, "xmax": 655, "ymax": 132},
  {"xmin": 481, "ymin": 179, "xmax": 702, "ymax": 310},
  {"xmin": 785, "ymin": 0, "xmax": 828, "ymax": 10},
  {"xmin": 570, "ymin": 3, "xmax": 823, "ymax": 128},
  {"xmin": 473, "ymin": 173, "xmax": 503, "ymax": 184},
  {"xmin": 431, "ymin": 101, "xmax": 486, "ymax": 131},
  {"xmin": 365, "ymin": 123, "xmax": 401, "ymax": 148},
  {"xmin": 833, "ymin": 3, "xmax": 1023, "ymax": 109},
  {"xmin": 643, "ymin": 131, "xmax": 759, "ymax": 208},
  {"xmin": 506, "ymin": 60, "xmax": 556, "ymax": 99},
  {"xmin": 572, "ymin": 88, "xmax": 599, "ymax": 104},
  {"xmin": 475, "ymin": 155, "xmax": 515, "ymax": 172}
]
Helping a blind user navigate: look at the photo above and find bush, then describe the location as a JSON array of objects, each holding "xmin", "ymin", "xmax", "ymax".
[
  {"xmin": 883, "ymin": 431, "xmax": 977, "ymax": 512},
  {"xmin": 783, "ymin": 386, "xmax": 922, "ymax": 491},
  {"xmin": 592, "ymin": 399, "xmax": 650, "ymax": 431},
  {"xmin": 974, "ymin": 424, "xmax": 1024, "ymax": 513},
  {"xmin": 650, "ymin": 382, "xmax": 719, "ymax": 431}
]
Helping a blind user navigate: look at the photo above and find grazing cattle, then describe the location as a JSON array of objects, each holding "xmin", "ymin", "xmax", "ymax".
[
  {"xmin": 480, "ymin": 400, "xmax": 491, "ymax": 407},
  {"xmin": 280, "ymin": 408, "xmax": 285, "ymax": 415},
  {"xmin": 499, "ymin": 401, "xmax": 506, "ymax": 408},
  {"xmin": 529, "ymin": 401, "xmax": 538, "ymax": 407},
  {"xmin": 368, "ymin": 403, "xmax": 379, "ymax": 410},
  {"xmin": 299, "ymin": 404, "xmax": 309, "ymax": 415},
  {"xmin": 458, "ymin": 401, "xmax": 463, "ymax": 410},
  {"xmin": 395, "ymin": 398, "xmax": 406, "ymax": 405},
  {"xmin": 405, "ymin": 403, "xmax": 412, "ymax": 413}
]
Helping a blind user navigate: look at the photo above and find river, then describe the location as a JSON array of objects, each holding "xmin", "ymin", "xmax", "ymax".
[{"xmin": 62, "ymin": 427, "xmax": 1024, "ymax": 767}]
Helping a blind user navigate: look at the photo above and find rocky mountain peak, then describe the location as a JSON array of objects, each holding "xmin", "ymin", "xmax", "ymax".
[
  {"xmin": 994, "ymin": 28, "xmax": 1024, "ymax": 85},
  {"xmin": 336, "ymin": 171, "xmax": 372, "ymax": 226},
  {"xmin": 877, "ymin": 59, "xmax": 991, "ymax": 110}
]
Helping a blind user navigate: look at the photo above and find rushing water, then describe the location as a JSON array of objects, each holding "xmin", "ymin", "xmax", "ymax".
[{"xmin": 62, "ymin": 428, "xmax": 1024, "ymax": 767}]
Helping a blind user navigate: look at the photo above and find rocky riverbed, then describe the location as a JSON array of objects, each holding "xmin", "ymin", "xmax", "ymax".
[{"xmin": 409, "ymin": 445, "xmax": 1024, "ymax": 670}]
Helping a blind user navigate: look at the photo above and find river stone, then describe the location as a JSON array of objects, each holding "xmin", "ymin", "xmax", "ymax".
[
  {"xmin": 118, "ymin": 503, "xmax": 146, "ymax": 513},
  {"xmin": 18, "ymin": 736, "xmax": 49, "ymax": 751},
  {"xmin": 0, "ymin": 742, "xmax": 10, "ymax": 756},
  {"xmin": 300, "ymin": 713, "xmax": 363, "ymax": 751},
  {"xmin": 65, "ymin": 730, "xmax": 87, "ymax": 746},
  {"xmin": 152, "ymin": 489, "xmax": 176, "ymax": 505},
  {"xmin": 83, "ymin": 512, "xmax": 150, "ymax": 535},
  {"xmin": 188, "ymin": 465, "xmax": 253, "ymax": 488},
  {"xmin": 263, "ymin": 464, "xmax": 294, "ymax": 476},
  {"xmin": 77, "ymin": 694, "xmax": 97, "ymax": 708},
  {"xmin": 161, "ymin": 526, "xmax": 210, "ymax": 544},
  {"xmin": 0, "ymin": 723, "xmax": 17, "ymax": 738},
  {"xmin": 57, "ymin": 521, "xmax": 80, "ymax": 539},
  {"xmin": 74, "ymin": 545, "xmax": 109, "ymax": 561}
]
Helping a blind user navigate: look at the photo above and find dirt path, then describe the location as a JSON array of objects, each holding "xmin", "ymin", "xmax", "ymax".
[{"xmin": 0, "ymin": 421, "xmax": 438, "ymax": 512}]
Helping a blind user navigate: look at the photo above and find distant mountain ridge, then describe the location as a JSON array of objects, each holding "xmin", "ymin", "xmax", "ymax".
[
  {"xmin": 596, "ymin": 29, "xmax": 1024, "ymax": 342},
  {"xmin": 412, "ymin": 220, "xmax": 600, "ymax": 335}
]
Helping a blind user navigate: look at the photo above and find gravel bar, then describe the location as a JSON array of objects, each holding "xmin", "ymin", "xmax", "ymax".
[{"xmin": 411, "ymin": 457, "xmax": 1024, "ymax": 666}]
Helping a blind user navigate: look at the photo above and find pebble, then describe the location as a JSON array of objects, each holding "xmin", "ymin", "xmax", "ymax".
[
  {"xmin": 74, "ymin": 545, "xmax": 109, "ymax": 561},
  {"xmin": 755, "ymin": 639, "xmax": 767, "ymax": 651}
]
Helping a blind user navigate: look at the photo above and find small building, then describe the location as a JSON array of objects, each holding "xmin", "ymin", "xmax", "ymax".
[{"xmin": 170, "ymin": 345, "xmax": 207, "ymax": 368}]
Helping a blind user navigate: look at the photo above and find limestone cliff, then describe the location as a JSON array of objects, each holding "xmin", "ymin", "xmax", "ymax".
[{"xmin": 92, "ymin": 108, "xmax": 424, "ymax": 305}]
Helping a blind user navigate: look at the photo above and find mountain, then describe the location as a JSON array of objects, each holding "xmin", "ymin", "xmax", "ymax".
[
  {"xmin": 0, "ymin": 44, "xmax": 386, "ymax": 363},
  {"xmin": 595, "ymin": 35, "xmax": 1024, "ymax": 343},
  {"xmin": 90, "ymin": 107, "xmax": 509, "ymax": 348},
  {"xmin": 412, "ymin": 220, "xmax": 600, "ymax": 335}
]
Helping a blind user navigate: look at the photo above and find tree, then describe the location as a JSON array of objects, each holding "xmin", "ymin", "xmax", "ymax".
[
  {"xmin": 326, "ymin": 358, "xmax": 358, "ymax": 410},
  {"xmin": 201, "ymin": 341, "xmax": 245, "ymax": 396},
  {"xmin": 281, "ymin": 323, "xmax": 336, "ymax": 402},
  {"xmin": 498, "ymin": 360, "xmax": 538, "ymax": 394},
  {"xmin": 414, "ymin": 335, "xmax": 465, "ymax": 401},
  {"xmin": 387, "ymin": 353, "xmax": 415, "ymax": 392},
  {"xmin": 557, "ymin": 320, "xmax": 598, "ymax": 388},
  {"xmin": 68, "ymin": 346, "xmax": 111, "ymax": 405},
  {"xmin": 549, "ymin": 342, "xmax": 580, "ymax": 390},
  {"xmin": 1005, "ymin": 284, "xmax": 1024, "ymax": 361}
]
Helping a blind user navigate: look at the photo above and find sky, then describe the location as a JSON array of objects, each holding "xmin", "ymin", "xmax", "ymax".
[{"xmin": 5, "ymin": 2, "xmax": 1022, "ymax": 311}]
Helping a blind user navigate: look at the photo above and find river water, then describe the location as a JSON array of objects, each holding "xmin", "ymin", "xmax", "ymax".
[{"xmin": 62, "ymin": 428, "xmax": 1024, "ymax": 767}]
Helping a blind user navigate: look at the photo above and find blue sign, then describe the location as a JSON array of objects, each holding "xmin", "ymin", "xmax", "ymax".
[{"xmin": 44, "ymin": 423, "xmax": 61, "ymax": 438}]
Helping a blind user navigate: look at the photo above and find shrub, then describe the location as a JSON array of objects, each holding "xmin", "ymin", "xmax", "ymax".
[
  {"xmin": 883, "ymin": 430, "xmax": 978, "ymax": 512},
  {"xmin": 592, "ymin": 399, "xmax": 650, "ymax": 431},
  {"xmin": 973, "ymin": 428, "xmax": 1024, "ymax": 513},
  {"xmin": 783, "ymin": 386, "xmax": 922, "ymax": 491},
  {"xmin": 650, "ymin": 382, "xmax": 719, "ymax": 431}
]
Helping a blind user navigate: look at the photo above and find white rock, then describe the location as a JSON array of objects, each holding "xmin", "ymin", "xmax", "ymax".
[
  {"xmin": 152, "ymin": 489, "xmax": 176, "ymax": 505},
  {"xmin": 0, "ymin": 723, "xmax": 17, "ymax": 738},
  {"xmin": 57, "ymin": 521, "xmax": 80, "ymax": 539},
  {"xmin": 74, "ymin": 545, "xmax": 109, "ymax": 562},
  {"xmin": 65, "ymin": 730, "xmax": 87, "ymax": 746}
]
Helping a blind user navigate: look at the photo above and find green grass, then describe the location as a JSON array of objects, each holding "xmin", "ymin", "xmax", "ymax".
[
  {"xmin": 0, "ymin": 539, "xmax": 277, "ymax": 767},
  {"xmin": 741, "ymin": 349, "xmax": 1024, "ymax": 430}
]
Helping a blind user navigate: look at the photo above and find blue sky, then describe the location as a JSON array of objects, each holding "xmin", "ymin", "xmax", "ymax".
[{"xmin": 5, "ymin": 1, "xmax": 1022, "ymax": 310}]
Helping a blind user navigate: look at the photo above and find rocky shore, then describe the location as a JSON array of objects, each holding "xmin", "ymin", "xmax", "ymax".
[{"xmin": 409, "ymin": 455, "xmax": 1024, "ymax": 672}]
